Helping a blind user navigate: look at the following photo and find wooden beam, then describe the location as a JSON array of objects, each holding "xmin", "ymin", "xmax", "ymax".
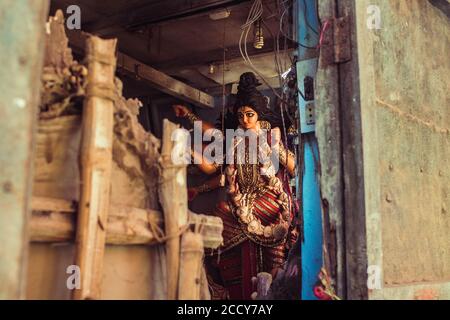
[
  {"xmin": 30, "ymin": 196, "xmax": 222, "ymax": 247},
  {"xmin": 31, "ymin": 196, "xmax": 76, "ymax": 213},
  {"xmin": 73, "ymin": 36, "xmax": 117, "ymax": 300},
  {"xmin": 0, "ymin": 0, "xmax": 49, "ymax": 300},
  {"xmin": 66, "ymin": 30, "xmax": 214, "ymax": 109},
  {"xmin": 155, "ymin": 39, "xmax": 297, "ymax": 72},
  {"xmin": 316, "ymin": 0, "xmax": 346, "ymax": 299},
  {"xmin": 337, "ymin": 0, "xmax": 368, "ymax": 300},
  {"xmin": 117, "ymin": 52, "xmax": 214, "ymax": 108},
  {"xmin": 30, "ymin": 197, "xmax": 163, "ymax": 245}
]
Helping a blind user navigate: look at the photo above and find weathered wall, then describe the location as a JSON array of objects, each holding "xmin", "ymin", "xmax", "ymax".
[
  {"xmin": 0, "ymin": 0, "xmax": 49, "ymax": 299},
  {"xmin": 27, "ymin": 244, "xmax": 166, "ymax": 300},
  {"xmin": 355, "ymin": 0, "xmax": 450, "ymax": 299}
]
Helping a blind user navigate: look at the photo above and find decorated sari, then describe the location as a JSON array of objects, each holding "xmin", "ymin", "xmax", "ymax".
[{"xmin": 205, "ymin": 120, "xmax": 298, "ymax": 300}]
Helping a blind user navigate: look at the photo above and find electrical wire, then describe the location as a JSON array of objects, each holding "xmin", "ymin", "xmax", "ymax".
[
  {"xmin": 279, "ymin": 0, "xmax": 317, "ymax": 49},
  {"xmin": 268, "ymin": 0, "xmax": 295, "ymax": 194},
  {"xmin": 239, "ymin": 0, "xmax": 283, "ymax": 100},
  {"xmin": 238, "ymin": 1, "xmax": 295, "ymax": 203},
  {"xmin": 221, "ymin": 17, "xmax": 227, "ymax": 180}
]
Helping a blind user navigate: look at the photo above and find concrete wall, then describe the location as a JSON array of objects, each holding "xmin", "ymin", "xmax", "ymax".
[{"xmin": 355, "ymin": 0, "xmax": 450, "ymax": 299}]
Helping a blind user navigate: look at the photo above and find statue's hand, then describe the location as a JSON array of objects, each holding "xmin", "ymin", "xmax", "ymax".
[
  {"xmin": 173, "ymin": 104, "xmax": 190, "ymax": 117},
  {"xmin": 272, "ymin": 127, "xmax": 282, "ymax": 145},
  {"xmin": 187, "ymin": 187, "xmax": 199, "ymax": 201}
]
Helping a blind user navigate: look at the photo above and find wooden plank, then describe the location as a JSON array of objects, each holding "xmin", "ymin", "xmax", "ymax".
[
  {"xmin": 316, "ymin": 0, "xmax": 346, "ymax": 299},
  {"xmin": 178, "ymin": 231, "xmax": 204, "ymax": 300},
  {"xmin": 0, "ymin": 0, "xmax": 49, "ymax": 300},
  {"xmin": 30, "ymin": 198, "xmax": 162, "ymax": 244},
  {"xmin": 31, "ymin": 196, "xmax": 76, "ymax": 213},
  {"xmin": 73, "ymin": 36, "xmax": 117, "ymax": 300},
  {"xmin": 30, "ymin": 196, "xmax": 222, "ymax": 247},
  {"xmin": 66, "ymin": 30, "xmax": 214, "ymax": 109},
  {"xmin": 30, "ymin": 211, "xmax": 75, "ymax": 243},
  {"xmin": 117, "ymin": 52, "xmax": 214, "ymax": 108},
  {"xmin": 158, "ymin": 119, "xmax": 189, "ymax": 300},
  {"xmin": 336, "ymin": 0, "xmax": 368, "ymax": 300}
]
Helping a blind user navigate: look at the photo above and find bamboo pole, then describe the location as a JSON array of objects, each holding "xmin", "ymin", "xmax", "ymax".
[
  {"xmin": 178, "ymin": 231, "xmax": 204, "ymax": 300},
  {"xmin": 30, "ymin": 197, "xmax": 163, "ymax": 244},
  {"xmin": 158, "ymin": 119, "xmax": 189, "ymax": 300},
  {"xmin": 73, "ymin": 36, "xmax": 117, "ymax": 300},
  {"xmin": 29, "ymin": 196, "xmax": 222, "ymax": 247}
]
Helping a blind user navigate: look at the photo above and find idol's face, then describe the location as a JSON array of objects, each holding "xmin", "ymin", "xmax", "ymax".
[{"xmin": 237, "ymin": 106, "xmax": 258, "ymax": 130}]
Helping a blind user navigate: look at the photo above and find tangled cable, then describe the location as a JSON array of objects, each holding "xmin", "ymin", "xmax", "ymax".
[{"xmin": 239, "ymin": 0, "xmax": 283, "ymax": 100}]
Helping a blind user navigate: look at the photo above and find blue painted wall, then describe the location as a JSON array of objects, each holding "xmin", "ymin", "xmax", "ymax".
[{"xmin": 295, "ymin": 0, "xmax": 323, "ymax": 300}]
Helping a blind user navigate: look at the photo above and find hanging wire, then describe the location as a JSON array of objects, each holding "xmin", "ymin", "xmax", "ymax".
[
  {"xmin": 270, "ymin": 0, "xmax": 295, "ymax": 213},
  {"xmin": 239, "ymin": 0, "xmax": 284, "ymax": 100},
  {"xmin": 221, "ymin": 17, "xmax": 227, "ymax": 180},
  {"xmin": 279, "ymin": 0, "xmax": 317, "ymax": 49}
]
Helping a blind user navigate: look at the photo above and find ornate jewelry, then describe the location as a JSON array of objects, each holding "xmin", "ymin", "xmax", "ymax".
[
  {"xmin": 287, "ymin": 125, "xmax": 297, "ymax": 135},
  {"xmin": 185, "ymin": 110, "xmax": 200, "ymax": 125},
  {"xmin": 225, "ymin": 121, "xmax": 292, "ymax": 247},
  {"xmin": 278, "ymin": 143, "xmax": 295, "ymax": 167}
]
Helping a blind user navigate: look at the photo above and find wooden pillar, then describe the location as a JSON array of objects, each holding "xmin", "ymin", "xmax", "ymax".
[
  {"xmin": 73, "ymin": 36, "xmax": 117, "ymax": 300},
  {"xmin": 0, "ymin": 0, "xmax": 49, "ymax": 299},
  {"xmin": 178, "ymin": 231, "xmax": 204, "ymax": 300},
  {"xmin": 316, "ymin": 0, "xmax": 346, "ymax": 298},
  {"xmin": 158, "ymin": 119, "xmax": 189, "ymax": 299}
]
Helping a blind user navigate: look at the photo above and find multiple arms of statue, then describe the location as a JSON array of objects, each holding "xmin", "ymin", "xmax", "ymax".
[
  {"xmin": 173, "ymin": 104, "xmax": 216, "ymax": 134},
  {"xmin": 190, "ymin": 145, "xmax": 221, "ymax": 175},
  {"xmin": 278, "ymin": 143, "xmax": 296, "ymax": 177},
  {"xmin": 188, "ymin": 174, "xmax": 223, "ymax": 201},
  {"xmin": 272, "ymin": 127, "xmax": 296, "ymax": 177},
  {"xmin": 173, "ymin": 105, "xmax": 295, "ymax": 177},
  {"xmin": 173, "ymin": 104, "xmax": 220, "ymax": 175}
]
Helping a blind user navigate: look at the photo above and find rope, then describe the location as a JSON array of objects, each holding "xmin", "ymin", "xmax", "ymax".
[
  {"xmin": 147, "ymin": 212, "xmax": 191, "ymax": 244},
  {"xmin": 85, "ymin": 84, "xmax": 117, "ymax": 102},
  {"xmin": 84, "ymin": 51, "xmax": 117, "ymax": 102},
  {"xmin": 146, "ymin": 210, "xmax": 209, "ymax": 244},
  {"xmin": 85, "ymin": 53, "xmax": 117, "ymax": 67}
]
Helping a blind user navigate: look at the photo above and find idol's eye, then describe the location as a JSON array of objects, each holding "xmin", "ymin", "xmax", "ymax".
[
  {"xmin": 246, "ymin": 112, "xmax": 255, "ymax": 118},
  {"xmin": 238, "ymin": 113, "xmax": 245, "ymax": 118}
]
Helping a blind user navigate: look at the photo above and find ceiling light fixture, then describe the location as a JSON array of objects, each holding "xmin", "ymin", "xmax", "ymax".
[
  {"xmin": 208, "ymin": 64, "xmax": 215, "ymax": 74},
  {"xmin": 253, "ymin": 19, "xmax": 264, "ymax": 49},
  {"xmin": 209, "ymin": 9, "xmax": 231, "ymax": 20}
]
